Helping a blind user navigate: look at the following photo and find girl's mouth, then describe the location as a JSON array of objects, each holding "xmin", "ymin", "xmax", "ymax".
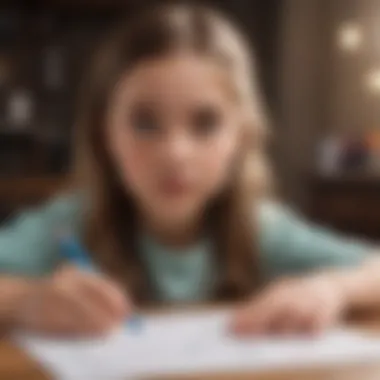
[{"xmin": 158, "ymin": 178, "xmax": 192, "ymax": 197}]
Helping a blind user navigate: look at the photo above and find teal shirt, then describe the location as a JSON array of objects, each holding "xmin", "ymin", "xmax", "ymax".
[{"xmin": 0, "ymin": 194, "xmax": 371, "ymax": 302}]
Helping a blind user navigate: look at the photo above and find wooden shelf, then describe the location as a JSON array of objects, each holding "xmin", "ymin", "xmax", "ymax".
[
  {"xmin": 41, "ymin": 0, "xmax": 141, "ymax": 9},
  {"xmin": 307, "ymin": 174, "xmax": 380, "ymax": 239},
  {"xmin": 0, "ymin": 176, "xmax": 68, "ymax": 205}
]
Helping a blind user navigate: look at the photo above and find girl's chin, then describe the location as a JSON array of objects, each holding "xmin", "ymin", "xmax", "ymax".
[{"xmin": 153, "ymin": 203, "xmax": 203, "ymax": 222}]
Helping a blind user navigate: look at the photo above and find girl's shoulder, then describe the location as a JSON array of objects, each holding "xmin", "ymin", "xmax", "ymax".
[
  {"xmin": 14, "ymin": 191, "xmax": 87, "ymax": 236},
  {"xmin": 40, "ymin": 192, "xmax": 85, "ymax": 223},
  {"xmin": 0, "ymin": 192, "xmax": 86, "ymax": 276}
]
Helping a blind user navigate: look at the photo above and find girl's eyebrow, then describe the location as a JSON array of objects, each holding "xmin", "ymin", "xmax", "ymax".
[
  {"xmin": 129, "ymin": 99, "xmax": 159, "ymax": 111},
  {"xmin": 126, "ymin": 90, "xmax": 226, "ymax": 112}
]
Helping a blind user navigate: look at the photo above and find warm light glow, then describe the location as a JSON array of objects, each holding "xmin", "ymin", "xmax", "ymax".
[
  {"xmin": 365, "ymin": 69, "xmax": 380, "ymax": 94},
  {"xmin": 337, "ymin": 22, "xmax": 362, "ymax": 52}
]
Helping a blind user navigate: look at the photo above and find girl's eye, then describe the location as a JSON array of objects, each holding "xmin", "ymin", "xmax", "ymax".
[
  {"xmin": 191, "ymin": 106, "xmax": 221, "ymax": 136},
  {"xmin": 129, "ymin": 106, "xmax": 160, "ymax": 134}
]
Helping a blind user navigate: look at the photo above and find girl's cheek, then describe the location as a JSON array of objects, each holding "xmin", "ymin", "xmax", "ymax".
[
  {"xmin": 203, "ymin": 134, "xmax": 239, "ymax": 175},
  {"xmin": 119, "ymin": 143, "xmax": 157, "ymax": 188},
  {"xmin": 205, "ymin": 156, "xmax": 234, "ymax": 191}
]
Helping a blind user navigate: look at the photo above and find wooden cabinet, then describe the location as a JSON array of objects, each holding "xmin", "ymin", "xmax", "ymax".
[{"xmin": 307, "ymin": 176, "xmax": 380, "ymax": 239}]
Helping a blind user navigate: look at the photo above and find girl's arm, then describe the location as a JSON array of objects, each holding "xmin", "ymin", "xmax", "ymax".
[
  {"xmin": 322, "ymin": 255, "xmax": 380, "ymax": 311},
  {"xmin": 258, "ymin": 201, "xmax": 373, "ymax": 280},
  {"xmin": 0, "ymin": 277, "xmax": 39, "ymax": 330},
  {"xmin": 0, "ymin": 269, "xmax": 129, "ymax": 335},
  {"xmin": 0, "ymin": 196, "xmax": 77, "ymax": 329},
  {"xmin": 0, "ymin": 197, "xmax": 129, "ymax": 335},
  {"xmin": 258, "ymin": 202, "xmax": 379, "ymax": 310},
  {"xmin": 232, "ymin": 256, "xmax": 380, "ymax": 336},
  {"xmin": 232, "ymin": 203, "xmax": 379, "ymax": 335}
]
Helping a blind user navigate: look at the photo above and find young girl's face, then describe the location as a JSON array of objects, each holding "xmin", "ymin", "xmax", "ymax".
[{"xmin": 107, "ymin": 55, "xmax": 243, "ymax": 225}]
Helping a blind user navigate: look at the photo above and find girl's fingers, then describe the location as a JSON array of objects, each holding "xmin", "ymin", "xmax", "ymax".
[
  {"xmin": 254, "ymin": 297, "xmax": 304, "ymax": 335},
  {"xmin": 18, "ymin": 266, "xmax": 131, "ymax": 337},
  {"xmin": 57, "ymin": 266, "xmax": 130, "ymax": 319},
  {"xmin": 271, "ymin": 300, "xmax": 337, "ymax": 336},
  {"xmin": 269, "ymin": 305, "xmax": 300, "ymax": 335},
  {"xmin": 74, "ymin": 272, "xmax": 130, "ymax": 320},
  {"xmin": 232, "ymin": 294, "xmax": 285, "ymax": 335},
  {"xmin": 52, "ymin": 280, "xmax": 116, "ymax": 335},
  {"xmin": 49, "ymin": 268, "xmax": 130, "ymax": 336},
  {"xmin": 231, "ymin": 300, "xmax": 263, "ymax": 334},
  {"xmin": 232, "ymin": 277, "xmax": 343, "ymax": 338},
  {"xmin": 306, "ymin": 303, "xmax": 338, "ymax": 335},
  {"xmin": 277, "ymin": 302, "xmax": 316, "ymax": 335},
  {"xmin": 232, "ymin": 293, "xmax": 324, "ymax": 336}
]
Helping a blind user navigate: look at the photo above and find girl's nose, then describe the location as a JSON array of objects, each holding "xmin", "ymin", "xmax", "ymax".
[{"xmin": 163, "ymin": 133, "xmax": 194, "ymax": 161}]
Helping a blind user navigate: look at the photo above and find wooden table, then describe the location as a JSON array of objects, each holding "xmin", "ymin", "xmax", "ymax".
[{"xmin": 2, "ymin": 312, "xmax": 380, "ymax": 380}]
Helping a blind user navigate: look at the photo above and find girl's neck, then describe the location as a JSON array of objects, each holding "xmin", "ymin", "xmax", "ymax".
[{"xmin": 140, "ymin": 213, "xmax": 204, "ymax": 249}]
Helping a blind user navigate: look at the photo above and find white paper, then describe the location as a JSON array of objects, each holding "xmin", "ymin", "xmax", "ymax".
[{"xmin": 14, "ymin": 310, "xmax": 380, "ymax": 380}]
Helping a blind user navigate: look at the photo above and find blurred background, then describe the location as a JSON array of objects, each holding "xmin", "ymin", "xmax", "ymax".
[{"xmin": 0, "ymin": 0, "xmax": 379, "ymax": 240}]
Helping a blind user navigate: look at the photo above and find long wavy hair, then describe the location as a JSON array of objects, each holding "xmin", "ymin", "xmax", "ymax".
[{"xmin": 73, "ymin": 4, "xmax": 271, "ymax": 305}]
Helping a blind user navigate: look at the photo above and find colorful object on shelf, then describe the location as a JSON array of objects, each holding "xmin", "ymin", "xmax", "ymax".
[
  {"xmin": 341, "ymin": 135, "xmax": 369, "ymax": 172},
  {"xmin": 318, "ymin": 135, "xmax": 343, "ymax": 175}
]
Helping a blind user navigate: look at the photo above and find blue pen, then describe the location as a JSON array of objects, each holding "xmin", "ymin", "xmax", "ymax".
[
  {"xmin": 57, "ymin": 231, "xmax": 143, "ymax": 332},
  {"xmin": 58, "ymin": 234, "xmax": 95, "ymax": 271}
]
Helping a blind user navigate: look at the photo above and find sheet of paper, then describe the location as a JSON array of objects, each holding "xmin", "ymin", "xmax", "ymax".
[{"xmin": 14, "ymin": 310, "xmax": 380, "ymax": 380}]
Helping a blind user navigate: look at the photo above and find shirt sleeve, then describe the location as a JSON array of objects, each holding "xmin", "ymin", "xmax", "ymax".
[
  {"xmin": 258, "ymin": 201, "xmax": 373, "ymax": 280},
  {"xmin": 0, "ymin": 194, "xmax": 82, "ymax": 277}
]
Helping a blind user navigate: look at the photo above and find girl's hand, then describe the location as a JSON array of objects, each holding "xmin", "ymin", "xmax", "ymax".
[
  {"xmin": 13, "ymin": 266, "xmax": 130, "ymax": 337},
  {"xmin": 231, "ymin": 276, "xmax": 347, "ymax": 336}
]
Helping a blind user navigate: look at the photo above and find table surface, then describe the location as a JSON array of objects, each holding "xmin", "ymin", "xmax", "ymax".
[{"xmin": 3, "ymin": 311, "xmax": 380, "ymax": 380}]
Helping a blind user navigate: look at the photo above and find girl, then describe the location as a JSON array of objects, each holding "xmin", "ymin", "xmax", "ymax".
[{"xmin": 0, "ymin": 4, "xmax": 379, "ymax": 337}]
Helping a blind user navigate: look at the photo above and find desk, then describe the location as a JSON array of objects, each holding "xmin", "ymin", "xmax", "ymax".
[{"xmin": 2, "ymin": 313, "xmax": 380, "ymax": 380}]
